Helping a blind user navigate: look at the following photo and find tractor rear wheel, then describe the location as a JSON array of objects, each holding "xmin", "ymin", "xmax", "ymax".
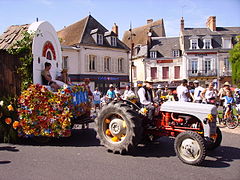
[
  {"xmin": 174, "ymin": 131, "xmax": 206, "ymax": 165},
  {"xmin": 95, "ymin": 102, "xmax": 143, "ymax": 154}
]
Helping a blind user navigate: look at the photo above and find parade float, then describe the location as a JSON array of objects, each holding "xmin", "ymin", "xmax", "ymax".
[{"xmin": 0, "ymin": 21, "xmax": 92, "ymax": 142}]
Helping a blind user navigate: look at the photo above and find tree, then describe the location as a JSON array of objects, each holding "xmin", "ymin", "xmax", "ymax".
[{"xmin": 229, "ymin": 36, "xmax": 240, "ymax": 87}]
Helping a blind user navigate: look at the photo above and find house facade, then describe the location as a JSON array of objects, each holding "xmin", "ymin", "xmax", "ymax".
[
  {"xmin": 180, "ymin": 16, "xmax": 240, "ymax": 87},
  {"xmin": 122, "ymin": 19, "xmax": 184, "ymax": 88},
  {"xmin": 122, "ymin": 19, "xmax": 166, "ymax": 86},
  {"xmin": 58, "ymin": 15, "xmax": 129, "ymax": 93}
]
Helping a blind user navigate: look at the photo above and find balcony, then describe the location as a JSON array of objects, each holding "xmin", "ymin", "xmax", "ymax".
[
  {"xmin": 188, "ymin": 70, "xmax": 217, "ymax": 77},
  {"xmin": 219, "ymin": 70, "xmax": 232, "ymax": 77}
]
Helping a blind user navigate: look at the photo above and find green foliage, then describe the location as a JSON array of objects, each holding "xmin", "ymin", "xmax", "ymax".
[
  {"xmin": 229, "ymin": 36, "xmax": 240, "ymax": 87},
  {"xmin": 8, "ymin": 31, "xmax": 34, "ymax": 91}
]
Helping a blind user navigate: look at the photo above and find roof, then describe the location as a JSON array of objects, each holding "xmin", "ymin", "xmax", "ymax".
[
  {"xmin": 122, "ymin": 19, "xmax": 166, "ymax": 48},
  {"xmin": 0, "ymin": 24, "xmax": 29, "ymax": 50},
  {"xmin": 150, "ymin": 37, "xmax": 180, "ymax": 58},
  {"xmin": 182, "ymin": 27, "xmax": 240, "ymax": 36},
  {"xmin": 57, "ymin": 15, "xmax": 129, "ymax": 50}
]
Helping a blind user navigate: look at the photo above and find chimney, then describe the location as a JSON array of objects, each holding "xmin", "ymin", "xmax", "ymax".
[
  {"xmin": 206, "ymin": 16, "xmax": 216, "ymax": 31},
  {"xmin": 147, "ymin": 19, "xmax": 153, "ymax": 24},
  {"xmin": 180, "ymin": 17, "xmax": 184, "ymax": 32},
  {"xmin": 112, "ymin": 23, "xmax": 118, "ymax": 37}
]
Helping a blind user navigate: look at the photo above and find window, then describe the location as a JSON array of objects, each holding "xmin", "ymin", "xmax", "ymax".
[
  {"xmin": 132, "ymin": 66, "xmax": 137, "ymax": 79},
  {"xmin": 118, "ymin": 58, "xmax": 124, "ymax": 72},
  {"xmin": 151, "ymin": 67, "xmax": 157, "ymax": 79},
  {"xmin": 46, "ymin": 51, "xmax": 52, "ymax": 60},
  {"xmin": 191, "ymin": 60, "xmax": 198, "ymax": 74},
  {"xmin": 89, "ymin": 55, "xmax": 96, "ymax": 71},
  {"xmin": 174, "ymin": 66, "xmax": 180, "ymax": 79},
  {"xmin": 104, "ymin": 57, "xmax": 111, "ymax": 72},
  {"xmin": 204, "ymin": 58, "xmax": 211, "ymax": 74},
  {"xmin": 150, "ymin": 51, "xmax": 157, "ymax": 58},
  {"xmin": 111, "ymin": 36, "xmax": 117, "ymax": 46},
  {"xmin": 97, "ymin": 34, "xmax": 103, "ymax": 45},
  {"xmin": 190, "ymin": 39, "xmax": 198, "ymax": 49},
  {"xmin": 173, "ymin": 50, "xmax": 179, "ymax": 57},
  {"xmin": 224, "ymin": 58, "xmax": 230, "ymax": 70},
  {"xmin": 222, "ymin": 38, "xmax": 231, "ymax": 49},
  {"xmin": 162, "ymin": 67, "xmax": 169, "ymax": 79},
  {"xmin": 63, "ymin": 56, "xmax": 68, "ymax": 69},
  {"xmin": 204, "ymin": 39, "xmax": 211, "ymax": 49}
]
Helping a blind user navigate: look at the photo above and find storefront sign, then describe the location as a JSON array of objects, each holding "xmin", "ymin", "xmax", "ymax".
[{"xmin": 157, "ymin": 59, "xmax": 173, "ymax": 63}]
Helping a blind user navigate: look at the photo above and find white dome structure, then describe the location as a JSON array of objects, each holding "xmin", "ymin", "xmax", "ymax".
[{"xmin": 28, "ymin": 21, "xmax": 62, "ymax": 84}]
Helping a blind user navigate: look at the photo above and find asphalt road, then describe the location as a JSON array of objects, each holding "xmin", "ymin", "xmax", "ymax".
[{"xmin": 1, "ymin": 125, "xmax": 240, "ymax": 180}]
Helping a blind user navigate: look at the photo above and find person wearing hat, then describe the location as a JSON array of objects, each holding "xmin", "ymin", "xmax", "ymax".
[
  {"xmin": 192, "ymin": 80, "xmax": 205, "ymax": 103},
  {"xmin": 218, "ymin": 81, "xmax": 232, "ymax": 106},
  {"xmin": 137, "ymin": 81, "xmax": 155, "ymax": 122},
  {"xmin": 155, "ymin": 84, "xmax": 162, "ymax": 100}
]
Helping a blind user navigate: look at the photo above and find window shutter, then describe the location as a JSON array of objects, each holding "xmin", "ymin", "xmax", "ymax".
[{"xmin": 85, "ymin": 54, "xmax": 89, "ymax": 72}]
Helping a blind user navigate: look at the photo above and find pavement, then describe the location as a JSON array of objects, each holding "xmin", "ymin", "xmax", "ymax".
[{"xmin": 218, "ymin": 125, "xmax": 240, "ymax": 134}]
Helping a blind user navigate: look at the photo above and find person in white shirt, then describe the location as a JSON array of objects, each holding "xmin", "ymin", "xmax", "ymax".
[
  {"xmin": 123, "ymin": 85, "xmax": 134, "ymax": 100},
  {"xmin": 93, "ymin": 87, "xmax": 101, "ymax": 112},
  {"xmin": 137, "ymin": 81, "xmax": 155, "ymax": 121},
  {"xmin": 192, "ymin": 80, "xmax": 205, "ymax": 103},
  {"xmin": 177, "ymin": 79, "xmax": 190, "ymax": 102}
]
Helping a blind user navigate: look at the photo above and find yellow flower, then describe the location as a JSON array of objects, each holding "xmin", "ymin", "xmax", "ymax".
[{"xmin": 7, "ymin": 104, "xmax": 14, "ymax": 111}]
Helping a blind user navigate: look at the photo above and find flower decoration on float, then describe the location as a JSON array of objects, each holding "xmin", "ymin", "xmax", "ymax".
[{"xmin": 17, "ymin": 84, "xmax": 91, "ymax": 138}]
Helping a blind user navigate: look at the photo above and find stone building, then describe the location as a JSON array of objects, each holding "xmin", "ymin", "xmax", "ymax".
[
  {"xmin": 57, "ymin": 15, "xmax": 129, "ymax": 93},
  {"xmin": 122, "ymin": 18, "xmax": 167, "ymax": 87},
  {"xmin": 180, "ymin": 16, "xmax": 240, "ymax": 87}
]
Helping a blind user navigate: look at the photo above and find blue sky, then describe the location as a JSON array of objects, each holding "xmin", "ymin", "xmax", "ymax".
[{"xmin": 0, "ymin": 0, "xmax": 240, "ymax": 39}]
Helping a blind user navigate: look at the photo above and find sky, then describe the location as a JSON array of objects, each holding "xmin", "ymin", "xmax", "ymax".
[{"xmin": 0, "ymin": 0, "xmax": 240, "ymax": 39}]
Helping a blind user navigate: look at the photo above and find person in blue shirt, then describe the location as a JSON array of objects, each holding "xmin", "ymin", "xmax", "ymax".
[
  {"xmin": 222, "ymin": 90, "xmax": 234, "ymax": 119},
  {"xmin": 106, "ymin": 84, "xmax": 116, "ymax": 103}
]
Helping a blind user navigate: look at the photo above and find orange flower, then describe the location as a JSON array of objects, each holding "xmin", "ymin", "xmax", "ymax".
[
  {"xmin": 5, "ymin": 117, "xmax": 12, "ymax": 124},
  {"xmin": 7, "ymin": 104, "xmax": 14, "ymax": 111},
  {"xmin": 13, "ymin": 121, "xmax": 20, "ymax": 129}
]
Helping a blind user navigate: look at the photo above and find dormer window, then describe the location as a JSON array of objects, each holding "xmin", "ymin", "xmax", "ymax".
[
  {"xmin": 203, "ymin": 35, "xmax": 212, "ymax": 49},
  {"xmin": 97, "ymin": 34, "xmax": 103, "ymax": 45},
  {"xmin": 173, "ymin": 50, "xmax": 179, "ymax": 57},
  {"xmin": 150, "ymin": 51, "xmax": 157, "ymax": 58},
  {"xmin": 222, "ymin": 37, "xmax": 232, "ymax": 49},
  {"xmin": 111, "ymin": 36, "xmax": 117, "ymax": 46},
  {"xmin": 204, "ymin": 39, "xmax": 211, "ymax": 49},
  {"xmin": 189, "ymin": 36, "xmax": 199, "ymax": 50},
  {"xmin": 191, "ymin": 39, "xmax": 198, "ymax": 49}
]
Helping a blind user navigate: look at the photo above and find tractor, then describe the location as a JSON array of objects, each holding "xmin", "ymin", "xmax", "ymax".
[{"xmin": 95, "ymin": 100, "xmax": 222, "ymax": 165}]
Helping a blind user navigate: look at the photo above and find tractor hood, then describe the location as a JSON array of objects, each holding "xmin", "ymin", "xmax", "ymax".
[{"xmin": 161, "ymin": 101, "xmax": 217, "ymax": 120}]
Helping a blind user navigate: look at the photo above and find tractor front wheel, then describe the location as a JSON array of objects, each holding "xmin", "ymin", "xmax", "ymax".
[{"xmin": 174, "ymin": 131, "xmax": 206, "ymax": 165}]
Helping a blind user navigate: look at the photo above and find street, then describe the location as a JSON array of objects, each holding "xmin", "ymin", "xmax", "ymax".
[{"xmin": 1, "ymin": 125, "xmax": 240, "ymax": 180}]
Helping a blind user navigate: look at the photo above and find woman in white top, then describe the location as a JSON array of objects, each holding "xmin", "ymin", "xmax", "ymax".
[{"xmin": 201, "ymin": 82, "xmax": 218, "ymax": 104}]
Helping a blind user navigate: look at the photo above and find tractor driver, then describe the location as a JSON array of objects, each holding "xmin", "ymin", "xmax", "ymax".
[{"xmin": 137, "ymin": 81, "xmax": 156, "ymax": 122}]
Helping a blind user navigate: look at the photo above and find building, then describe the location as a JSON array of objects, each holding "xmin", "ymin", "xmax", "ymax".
[
  {"xmin": 180, "ymin": 16, "xmax": 240, "ymax": 87},
  {"xmin": 122, "ymin": 18, "xmax": 167, "ymax": 87},
  {"xmin": 145, "ymin": 37, "xmax": 184, "ymax": 88},
  {"xmin": 57, "ymin": 15, "xmax": 130, "ymax": 93}
]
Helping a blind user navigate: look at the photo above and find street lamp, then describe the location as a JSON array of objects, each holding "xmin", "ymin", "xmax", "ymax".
[{"xmin": 128, "ymin": 22, "xmax": 136, "ymax": 88}]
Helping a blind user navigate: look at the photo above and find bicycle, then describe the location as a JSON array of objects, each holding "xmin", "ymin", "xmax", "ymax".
[{"xmin": 217, "ymin": 104, "xmax": 239, "ymax": 129}]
